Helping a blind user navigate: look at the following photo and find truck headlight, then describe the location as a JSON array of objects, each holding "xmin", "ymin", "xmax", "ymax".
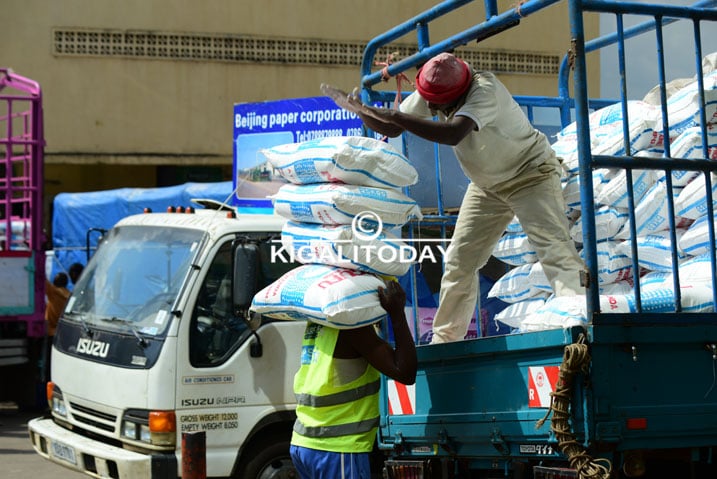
[
  {"xmin": 140, "ymin": 424, "xmax": 152, "ymax": 443},
  {"xmin": 121, "ymin": 410, "xmax": 176, "ymax": 447},
  {"xmin": 46, "ymin": 382, "xmax": 68, "ymax": 418},
  {"xmin": 121, "ymin": 421, "xmax": 137, "ymax": 439}
]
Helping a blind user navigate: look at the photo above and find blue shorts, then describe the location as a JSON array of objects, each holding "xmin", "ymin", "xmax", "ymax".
[{"xmin": 290, "ymin": 444, "xmax": 372, "ymax": 479}]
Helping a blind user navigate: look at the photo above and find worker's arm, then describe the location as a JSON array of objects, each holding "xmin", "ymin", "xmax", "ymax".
[
  {"xmin": 336, "ymin": 281, "xmax": 417, "ymax": 385},
  {"xmin": 335, "ymin": 87, "xmax": 475, "ymax": 146},
  {"xmin": 358, "ymin": 104, "xmax": 475, "ymax": 146},
  {"xmin": 355, "ymin": 109, "xmax": 405, "ymax": 138}
]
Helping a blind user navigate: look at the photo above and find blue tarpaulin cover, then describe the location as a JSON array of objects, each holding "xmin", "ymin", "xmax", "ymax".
[{"xmin": 50, "ymin": 182, "xmax": 237, "ymax": 277}]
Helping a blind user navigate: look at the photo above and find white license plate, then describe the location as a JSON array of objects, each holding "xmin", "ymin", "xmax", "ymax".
[{"xmin": 51, "ymin": 440, "xmax": 77, "ymax": 465}]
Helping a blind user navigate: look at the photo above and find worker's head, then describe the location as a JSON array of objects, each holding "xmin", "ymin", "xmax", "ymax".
[
  {"xmin": 53, "ymin": 272, "xmax": 69, "ymax": 288},
  {"xmin": 415, "ymin": 53, "xmax": 472, "ymax": 110},
  {"xmin": 69, "ymin": 262, "xmax": 84, "ymax": 284}
]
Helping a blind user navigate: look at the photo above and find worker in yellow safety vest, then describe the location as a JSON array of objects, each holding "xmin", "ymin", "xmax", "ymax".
[{"xmin": 289, "ymin": 280, "xmax": 417, "ymax": 479}]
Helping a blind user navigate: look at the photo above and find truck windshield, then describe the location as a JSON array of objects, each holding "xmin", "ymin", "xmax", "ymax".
[{"xmin": 65, "ymin": 225, "xmax": 203, "ymax": 337}]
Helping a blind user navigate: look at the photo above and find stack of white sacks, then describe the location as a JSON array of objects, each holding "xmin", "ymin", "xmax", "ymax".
[
  {"xmin": 250, "ymin": 136, "xmax": 421, "ymax": 329},
  {"xmin": 491, "ymin": 52, "xmax": 717, "ymax": 333}
]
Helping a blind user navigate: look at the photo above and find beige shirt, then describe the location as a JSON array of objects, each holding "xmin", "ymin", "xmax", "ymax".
[{"xmin": 400, "ymin": 71, "xmax": 557, "ymax": 189}]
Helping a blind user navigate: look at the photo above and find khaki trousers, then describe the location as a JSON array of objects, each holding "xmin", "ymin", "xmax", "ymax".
[{"xmin": 430, "ymin": 160, "xmax": 585, "ymax": 343}]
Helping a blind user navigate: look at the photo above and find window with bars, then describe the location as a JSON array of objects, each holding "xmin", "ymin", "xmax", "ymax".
[{"xmin": 53, "ymin": 28, "xmax": 559, "ymax": 75}]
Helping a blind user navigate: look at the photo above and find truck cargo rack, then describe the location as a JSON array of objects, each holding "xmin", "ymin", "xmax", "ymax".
[
  {"xmin": 359, "ymin": 0, "xmax": 717, "ymax": 327},
  {"xmin": 0, "ymin": 68, "xmax": 45, "ymax": 332}
]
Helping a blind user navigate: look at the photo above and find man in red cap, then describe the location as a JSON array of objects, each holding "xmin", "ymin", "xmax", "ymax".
[{"xmin": 324, "ymin": 52, "xmax": 585, "ymax": 343}]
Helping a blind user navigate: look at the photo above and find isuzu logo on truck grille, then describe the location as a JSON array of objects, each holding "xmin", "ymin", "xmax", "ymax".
[{"xmin": 76, "ymin": 338, "xmax": 110, "ymax": 358}]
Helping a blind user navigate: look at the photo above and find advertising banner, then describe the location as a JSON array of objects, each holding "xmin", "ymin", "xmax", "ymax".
[{"xmin": 232, "ymin": 96, "xmax": 364, "ymax": 207}]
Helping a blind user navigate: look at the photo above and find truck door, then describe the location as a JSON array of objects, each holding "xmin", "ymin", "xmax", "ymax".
[{"xmin": 175, "ymin": 236, "xmax": 303, "ymax": 478}]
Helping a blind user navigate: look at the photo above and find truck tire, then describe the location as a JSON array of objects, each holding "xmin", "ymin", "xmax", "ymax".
[{"xmin": 235, "ymin": 431, "xmax": 295, "ymax": 479}]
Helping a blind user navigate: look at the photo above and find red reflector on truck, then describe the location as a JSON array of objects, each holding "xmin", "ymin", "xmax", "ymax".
[{"xmin": 626, "ymin": 418, "xmax": 647, "ymax": 430}]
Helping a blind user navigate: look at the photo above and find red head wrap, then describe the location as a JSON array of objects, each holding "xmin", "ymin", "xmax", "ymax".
[{"xmin": 415, "ymin": 53, "xmax": 472, "ymax": 105}]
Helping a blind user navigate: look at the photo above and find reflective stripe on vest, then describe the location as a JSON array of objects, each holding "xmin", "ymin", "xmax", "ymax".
[
  {"xmin": 293, "ymin": 416, "xmax": 380, "ymax": 438},
  {"xmin": 295, "ymin": 379, "xmax": 380, "ymax": 408}
]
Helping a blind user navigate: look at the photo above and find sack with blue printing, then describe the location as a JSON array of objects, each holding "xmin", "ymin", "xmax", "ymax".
[
  {"xmin": 614, "ymin": 180, "xmax": 692, "ymax": 240},
  {"xmin": 272, "ymin": 183, "xmax": 423, "ymax": 228},
  {"xmin": 600, "ymin": 280, "xmax": 634, "ymax": 295},
  {"xmin": 672, "ymin": 126, "xmax": 717, "ymax": 160},
  {"xmin": 570, "ymin": 205, "xmax": 628, "ymax": 243},
  {"xmin": 660, "ymin": 126, "xmax": 717, "ymax": 189},
  {"xmin": 678, "ymin": 215, "xmax": 717, "ymax": 257},
  {"xmin": 260, "ymin": 136, "xmax": 418, "ymax": 188},
  {"xmin": 519, "ymin": 295, "xmax": 590, "ymax": 332},
  {"xmin": 639, "ymin": 271, "xmax": 672, "ymax": 291},
  {"xmin": 280, "ymin": 220, "xmax": 412, "ymax": 276},
  {"xmin": 602, "ymin": 285, "xmax": 714, "ymax": 313},
  {"xmin": 505, "ymin": 216, "xmax": 523, "ymax": 233},
  {"xmin": 678, "ymin": 253, "xmax": 715, "ymax": 283},
  {"xmin": 595, "ymin": 152, "xmax": 661, "ymax": 208},
  {"xmin": 493, "ymin": 297, "xmax": 546, "ymax": 330},
  {"xmin": 492, "ymin": 231, "xmax": 537, "ymax": 266},
  {"xmin": 250, "ymin": 263, "xmax": 387, "ymax": 329},
  {"xmin": 563, "ymin": 169, "xmax": 613, "ymax": 210},
  {"xmin": 551, "ymin": 133, "xmax": 596, "ymax": 175},
  {"xmin": 518, "ymin": 292, "xmax": 665, "ymax": 332},
  {"xmin": 586, "ymin": 240, "xmax": 633, "ymax": 285},
  {"xmin": 527, "ymin": 262, "xmax": 552, "ymax": 294},
  {"xmin": 675, "ymin": 172, "xmax": 717, "ymax": 220},
  {"xmin": 665, "ymin": 70, "xmax": 717, "ymax": 140},
  {"xmin": 487, "ymin": 263, "xmax": 549, "ymax": 304},
  {"xmin": 557, "ymin": 100, "xmax": 661, "ymax": 139},
  {"xmin": 554, "ymin": 101, "xmax": 662, "ymax": 173},
  {"xmin": 617, "ymin": 229, "xmax": 687, "ymax": 272}
]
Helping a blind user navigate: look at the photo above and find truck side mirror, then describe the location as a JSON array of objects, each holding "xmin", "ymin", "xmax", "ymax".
[
  {"xmin": 232, "ymin": 242, "xmax": 259, "ymax": 311},
  {"xmin": 232, "ymin": 241, "xmax": 263, "ymax": 357}
]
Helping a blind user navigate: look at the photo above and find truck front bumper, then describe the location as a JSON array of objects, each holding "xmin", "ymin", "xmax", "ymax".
[{"xmin": 28, "ymin": 417, "xmax": 177, "ymax": 479}]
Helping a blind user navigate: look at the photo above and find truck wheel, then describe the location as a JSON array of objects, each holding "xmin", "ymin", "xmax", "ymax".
[{"xmin": 235, "ymin": 432, "xmax": 296, "ymax": 479}]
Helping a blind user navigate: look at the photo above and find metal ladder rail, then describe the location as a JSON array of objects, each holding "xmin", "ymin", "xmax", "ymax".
[{"xmin": 360, "ymin": 0, "xmax": 563, "ymax": 103}]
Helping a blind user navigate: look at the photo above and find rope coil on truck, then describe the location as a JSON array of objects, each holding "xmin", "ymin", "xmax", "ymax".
[{"xmin": 535, "ymin": 334, "xmax": 612, "ymax": 479}]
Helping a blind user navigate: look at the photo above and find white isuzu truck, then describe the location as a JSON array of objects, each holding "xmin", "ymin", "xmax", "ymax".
[{"xmin": 28, "ymin": 205, "xmax": 303, "ymax": 478}]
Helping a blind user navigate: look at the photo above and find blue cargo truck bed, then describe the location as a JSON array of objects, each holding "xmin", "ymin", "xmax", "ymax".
[
  {"xmin": 380, "ymin": 322, "xmax": 717, "ymax": 466},
  {"xmin": 360, "ymin": 0, "xmax": 717, "ymax": 477}
]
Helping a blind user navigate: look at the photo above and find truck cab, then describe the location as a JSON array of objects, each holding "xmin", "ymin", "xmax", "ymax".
[{"xmin": 29, "ymin": 207, "xmax": 303, "ymax": 478}]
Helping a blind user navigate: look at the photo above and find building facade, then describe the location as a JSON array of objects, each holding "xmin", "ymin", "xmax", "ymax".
[{"xmin": 1, "ymin": 0, "xmax": 599, "ymax": 235}]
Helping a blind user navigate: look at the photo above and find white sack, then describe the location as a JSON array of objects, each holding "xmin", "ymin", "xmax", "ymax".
[
  {"xmin": 674, "ymin": 172, "xmax": 717, "ymax": 220},
  {"xmin": 615, "ymin": 180, "xmax": 691, "ymax": 239},
  {"xmin": 570, "ymin": 205, "xmax": 628, "ymax": 243},
  {"xmin": 261, "ymin": 136, "xmax": 418, "ymax": 188},
  {"xmin": 492, "ymin": 231, "xmax": 538, "ymax": 266},
  {"xmin": 679, "ymin": 215, "xmax": 717, "ymax": 257},
  {"xmin": 487, "ymin": 263, "xmax": 550, "ymax": 303},
  {"xmin": 494, "ymin": 297, "xmax": 546, "ymax": 329},
  {"xmin": 250, "ymin": 264, "xmax": 387, "ymax": 329},
  {"xmin": 272, "ymin": 183, "xmax": 422, "ymax": 227},
  {"xmin": 617, "ymin": 229, "xmax": 687, "ymax": 272}
]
